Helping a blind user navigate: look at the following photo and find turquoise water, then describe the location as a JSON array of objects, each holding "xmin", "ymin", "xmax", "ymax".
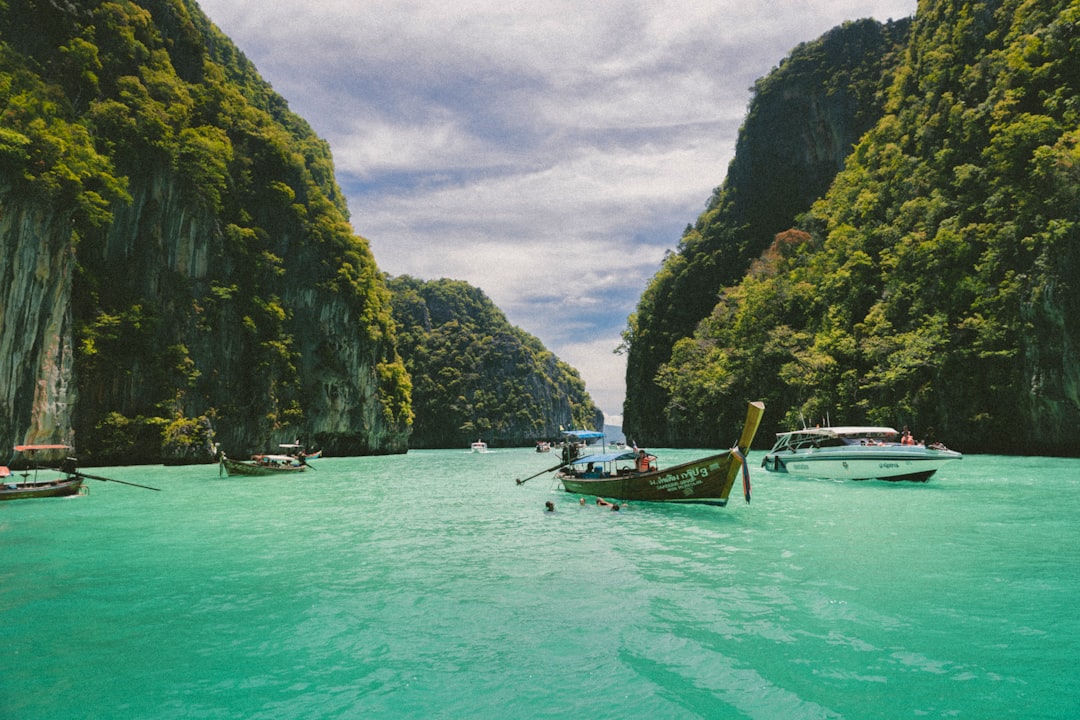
[{"xmin": 2, "ymin": 450, "xmax": 1078, "ymax": 719}]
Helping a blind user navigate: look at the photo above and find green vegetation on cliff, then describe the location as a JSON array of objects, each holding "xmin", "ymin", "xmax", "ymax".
[
  {"xmin": 635, "ymin": 0, "xmax": 1080, "ymax": 455},
  {"xmin": 1, "ymin": 0, "xmax": 411, "ymax": 461},
  {"xmin": 623, "ymin": 18, "xmax": 911, "ymax": 446},
  {"xmin": 389, "ymin": 276, "xmax": 603, "ymax": 448}
]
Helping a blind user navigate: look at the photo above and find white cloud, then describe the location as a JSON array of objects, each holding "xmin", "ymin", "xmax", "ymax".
[
  {"xmin": 197, "ymin": 0, "xmax": 919, "ymax": 420},
  {"xmin": 330, "ymin": 117, "xmax": 489, "ymax": 178}
]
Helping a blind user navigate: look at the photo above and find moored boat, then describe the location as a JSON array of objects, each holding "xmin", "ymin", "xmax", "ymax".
[
  {"xmin": 541, "ymin": 401, "xmax": 765, "ymax": 506},
  {"xmin": 279, "ymin": 443, "xmax": 320, "ymax": 460},
  {"xmin": 1, "ymin": 467, "xmax": 84, "ymax": 500},
  {"xmin": 1, "ymin": 445, "xmax": 83, "ymax": 501},
  {"xmin": 761, "ymin": 426, "xmax": 962, "ymax": 482},
  {"xmin": 3, "ymin": 445, "xmax": 159, "ymax": 497},
  {"xmin": 218, "ymin": 452, "xmax": 308, "ymax": 477}
]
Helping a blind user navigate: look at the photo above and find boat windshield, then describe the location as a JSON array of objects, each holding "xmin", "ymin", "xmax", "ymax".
[{"xmin": 773, "ymin": 426, "xmax": 900, "ymax": 451}]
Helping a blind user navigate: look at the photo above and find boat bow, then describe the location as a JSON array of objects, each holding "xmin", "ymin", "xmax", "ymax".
[{"xmin": 733, "ymin": 401, "xmax": 764, "ymax": 503}]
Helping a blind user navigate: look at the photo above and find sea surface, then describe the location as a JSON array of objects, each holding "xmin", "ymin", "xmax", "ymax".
[{"xmin": 2, "ymin": 449, "xmax": 1078, "ymax": 719}]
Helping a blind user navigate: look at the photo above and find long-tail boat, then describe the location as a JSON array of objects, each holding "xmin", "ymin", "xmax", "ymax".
[
  {"xmin": 1, "ymin": 445, "xmax": 84, "ymax": 500},
  {"xmin": 218, "ymin": 451, "xmax": 309, "ymax": 477},
  {"xmin": 520, "ymin": 401, "xmax": 764, "ymax": 506}
]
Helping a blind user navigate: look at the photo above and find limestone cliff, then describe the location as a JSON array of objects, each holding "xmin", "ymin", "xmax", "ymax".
[
  {"xmin": 1, "ymin": 0, "xmax": 412, "ymax": 462},
  {"xmin": 623, "ymin": 18, "xmax": 911, "ymax": 445},
  {"xmin": 635, "ymin": 0, "xmax": 1080, "ymax": 455},
  {"xmin": 0, "ymin": 200, "xmax": 77, "ymax": 450}
]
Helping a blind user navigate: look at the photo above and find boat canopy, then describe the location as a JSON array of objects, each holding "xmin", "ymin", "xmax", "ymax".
[
  {"xmin": 14, "ymin": 444, "xmax": 72, "ymax": 452},
  {"xmin": 567, "ymin": 450, "xmax": 637, "ymax": 466},
  {"xmin": 562, "ymin": 430, "xmax": 605, "ymax": 440}
]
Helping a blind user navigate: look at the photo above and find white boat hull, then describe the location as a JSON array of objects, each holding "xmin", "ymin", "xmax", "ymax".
[{"xmin": 763, "ymin": 446, "xmax": 962, "ymax": 482}]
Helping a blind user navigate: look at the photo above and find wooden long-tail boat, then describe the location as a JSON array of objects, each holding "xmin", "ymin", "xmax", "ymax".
[
  {"xmin": 218, "ymin": 452, "xmax": 308, "ymax": 477},
  {"xmin": 2, "ymin": 445, "xmax": 160, "ymax": 498},
  {"xmin": 1, "ymin": 445, "xmax": 83, "ymax": 501},
  {"xmin": 0, "ymin": 471, "xmax": 84, "ymax": 500},
  {"xmin": 551, "ymin": 401, "xmax": 765, "ymax": 506}
]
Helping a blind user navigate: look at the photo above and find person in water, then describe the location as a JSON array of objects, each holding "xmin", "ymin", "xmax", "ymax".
[
  {"xmin": 595, "ymin": 497, "xmax": 620, "ymax": 511},
  {"xmin": 545, "ymin": 501, "xmax": 555, "ymax": 512}
]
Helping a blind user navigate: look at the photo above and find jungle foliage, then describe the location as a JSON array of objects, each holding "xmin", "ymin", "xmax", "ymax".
[
  {"xmin": 1, "ymin": 0, "xmax": 411, "ymax": 460},
  {"xmin": 628, "ymin": 0, "xmax": 1080, "ymax": 455},
  {"xmin": 623, "ymin": 18, "xmax": 912, "ymax": 447},
  {"xmin": 389, "ymin": 276, "xmax": 603, "ymax": 448}
]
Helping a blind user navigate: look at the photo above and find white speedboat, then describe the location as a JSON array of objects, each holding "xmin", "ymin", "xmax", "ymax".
[
  {"xmin": 761, "ymin": 426, "xmax": 961, "ymax": 482},
  {"xmin": 470, "ymin": 440, "xmax": 488, "ymax": 453}
]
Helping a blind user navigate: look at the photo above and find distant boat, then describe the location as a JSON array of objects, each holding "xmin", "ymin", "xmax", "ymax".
[
  {"xmin": 550, "ymin": 401, "xmax": 765, "ymax": 506},
  {"xmin": 761, "ymin": 426, "xmax": 962, "ymax": 482},
  {"xmin": 535, "ymin": 441, "xmax": 551, "ymax": 453},
  {"xmin": 218, "ymin": 452, "xmax": 308, "ymax": 477},
  {"xmin": 470, "ymin": 440, "xmax": 488, "ymax": 453},
  {"xmin": 279, "ymin": 443, "xmax": 321, "ymax": 460},
  {"xmin": 1, "ymin": 445, "xmax": 83, "ymax": 501}
]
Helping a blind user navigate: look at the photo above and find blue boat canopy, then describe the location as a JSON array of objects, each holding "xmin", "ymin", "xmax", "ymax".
[
  {"xmin": 562, "ymin": 430, "xmax": 605, "ymax": 440},
  {"xmin": 567, "ymin": 450, "xmax": 637, "ymax": 465}
]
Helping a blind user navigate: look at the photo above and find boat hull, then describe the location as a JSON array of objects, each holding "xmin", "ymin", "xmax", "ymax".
[
  {"xmin": 0, "ymin": 477, "xmax": 84, "ymax": 500},
  {"xmin": 558, "ymin": 451, "xmax": 746, "ymax": 506},
  {"xmin": 762, "ymin": 447, "xmax": 962, "ymax": 482}
]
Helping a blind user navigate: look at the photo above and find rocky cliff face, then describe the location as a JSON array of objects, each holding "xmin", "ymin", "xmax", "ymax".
[
  {"xmin": 69, "ymin": 161, "xmax": 410, "ymax": 462},
  {"xmin": 0, "ymin": 199, "xmax": 77, "ymax": 451},
  {"xmin": 1, "ymin": 0, "xmax": 412, "ymax": 463}
]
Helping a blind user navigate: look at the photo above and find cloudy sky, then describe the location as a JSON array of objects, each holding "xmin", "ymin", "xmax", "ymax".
[{"xmin": 196, "ymin": 0, "xmax": 918, "ymax": 425}]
